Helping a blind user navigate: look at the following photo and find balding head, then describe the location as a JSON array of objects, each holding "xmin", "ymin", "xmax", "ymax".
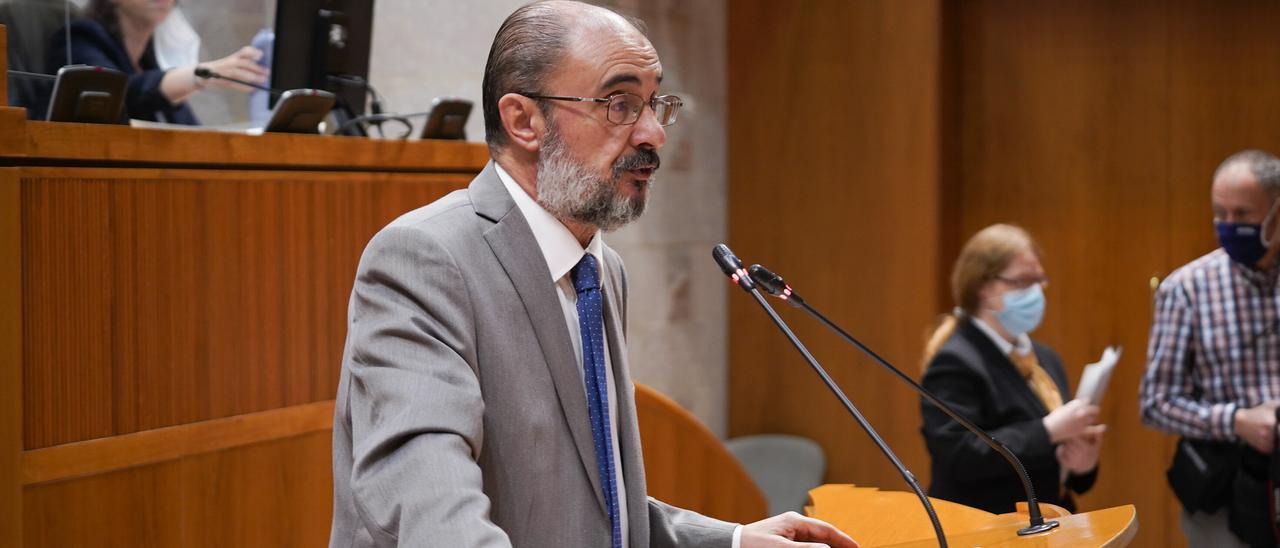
[{"xmin": 481, "ymin": 1, "xmax": 649, "ymax": 152}]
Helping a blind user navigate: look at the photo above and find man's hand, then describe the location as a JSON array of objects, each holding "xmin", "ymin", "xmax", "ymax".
[
  {"xmin": 1233, "ymin": 401, "xmax": 1280, "ymax": 453},
  {"xmin": 741, "ymin": 512, "xmax": 858, "ymax": 548},
  {"xmin": 1055, "ymin": 425, "xmax": 1105, "ymax": 474}
]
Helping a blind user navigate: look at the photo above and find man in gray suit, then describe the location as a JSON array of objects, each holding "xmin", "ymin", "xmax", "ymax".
[{"xmin": 330, "ymin": 2, "xmax": 859, "ymax": 547}]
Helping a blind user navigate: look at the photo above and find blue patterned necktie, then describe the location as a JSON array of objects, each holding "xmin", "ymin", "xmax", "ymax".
[{"xmin": 571, "ymin": 254, "xmax": 622, "ymax": 548}]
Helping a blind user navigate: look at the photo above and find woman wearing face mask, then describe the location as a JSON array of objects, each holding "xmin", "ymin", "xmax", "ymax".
[
  {"xmin": 919, "ymin": 224, "xmax": 1105, "ymax": 514},
  {"xmin": 45, "ymin": 0, "xmax": 266, "ymax": 124}
]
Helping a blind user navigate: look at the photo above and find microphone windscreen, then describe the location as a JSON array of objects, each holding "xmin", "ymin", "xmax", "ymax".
[{"xmin": 711, "ymin": 244, "xmax": 742, "ymax": 276}]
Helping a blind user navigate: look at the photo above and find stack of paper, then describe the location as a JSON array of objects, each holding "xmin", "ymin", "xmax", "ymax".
[{"xmin": 1076, "ymin": 346, "xmax": 1121, "ymax": 405}]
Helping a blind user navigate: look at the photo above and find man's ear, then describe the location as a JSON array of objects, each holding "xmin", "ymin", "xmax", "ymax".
[{"xmin": 497, "ymin": 93, "xmax": 545, "ymax": 153}]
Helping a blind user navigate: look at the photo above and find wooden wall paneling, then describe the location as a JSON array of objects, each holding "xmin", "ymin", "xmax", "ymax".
[
  {"xmin": 21, "ymin": 168, "xmax": 473, "ymax": 448},
  {"xmin": 728, "ymin": 0, "xmax": 944, "ymax": 489},
  {"xmin": 181, "ymin": 431, "xmax": 333, "ymax": 548},
  {"xmin": 23, "ymin": 400, "xmax": 333, "ymax": 485},
  {"xmin": 956, "ymin": 1, "xmax": 1175, "ymax": 545},
  {"xmin": 21, "ymin": 173, "xmax": 116, "ymax": 448},
  {"xmin": 24, "ymin": 459, "xmax": 188, "ymax": 547},
  {"xmin": 23, "ymin": 430, "xmax": 332, "ymax": 548},
  {"xmin": 2, "ymin": 168, "xmax": 23, "ymax": 547},
  {"xmin": 1163, "ymin": 0, "xmax": 1280, "ymax": 539}
]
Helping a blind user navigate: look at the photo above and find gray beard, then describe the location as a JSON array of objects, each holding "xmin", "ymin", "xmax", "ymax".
[{"xmin": 535, "ymin": 126, "xmax": 650, "ymax": 232}]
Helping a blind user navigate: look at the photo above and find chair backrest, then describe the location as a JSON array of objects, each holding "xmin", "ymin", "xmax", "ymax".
[{"xmin": 634, "ymin": 383, "xmax": 768, "ymax": 524}]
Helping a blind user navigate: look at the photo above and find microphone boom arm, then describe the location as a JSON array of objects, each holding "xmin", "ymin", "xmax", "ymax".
[{"xmin": 748, "ymin": 264, "xmax": 1059, "ymax": 536}]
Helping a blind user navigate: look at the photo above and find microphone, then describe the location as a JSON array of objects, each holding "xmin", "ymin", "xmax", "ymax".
[
  {"xmin": 713, "ymin": 244, "xmax": 949, "ymax": 548},
  {"xmin": 746, "ymin": 263, "xmax": 1060, "ymax": 536},
  {"xmin": 712, "ymin": 244, "xmax": 755, "ymax": 291},
  {"xmin": 194, "ymin": 66, "xmax": 281, "ymax": 96}
]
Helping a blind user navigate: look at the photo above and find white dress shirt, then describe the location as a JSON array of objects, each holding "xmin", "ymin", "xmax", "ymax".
[
  {"xmin": 496, "ymin": 164, "xmax": 630, "ymax": 546},
  {"xmin": 497, "ymin": 164, "xmax": 746, "ymax": 547},
  {"xmin": 970, "ymin": 315, "xmax": 1034, "ymax": 358}
]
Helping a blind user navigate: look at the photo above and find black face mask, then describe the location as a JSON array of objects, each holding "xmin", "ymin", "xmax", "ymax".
[{"xmin": 1216, "ymin": 198, "xmax": 1280, "ymax": 266}]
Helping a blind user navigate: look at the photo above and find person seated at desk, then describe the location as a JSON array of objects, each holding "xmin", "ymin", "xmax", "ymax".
[
  {"xmin": 919, "ymin": 223, "xmax": 1105, "ymax": 514},
  {"xmin": 45, "ymin": 0, "xmax": 265, "ymax": 124}
]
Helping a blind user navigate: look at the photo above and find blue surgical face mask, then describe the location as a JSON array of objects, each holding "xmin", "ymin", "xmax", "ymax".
[{"xmin": 996, "ymin": 284, "xmax": 1045, "ymax": 337}]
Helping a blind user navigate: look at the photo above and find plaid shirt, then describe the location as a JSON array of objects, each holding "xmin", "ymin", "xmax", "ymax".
[{"xmin": 1139, "ymin": 248, "xmax": 1280, "ymax": 441}]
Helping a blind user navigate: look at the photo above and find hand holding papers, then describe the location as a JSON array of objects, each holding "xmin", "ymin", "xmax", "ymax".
[{"xmin": 1076, "ymin": 346, "xmax": 1121, "ymax": 406}]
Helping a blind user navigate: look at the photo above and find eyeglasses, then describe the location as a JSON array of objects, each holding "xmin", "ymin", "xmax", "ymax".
[
  {"xmin": 996, "ymin": 275, "xmax": 1050, "ymax": 290},
  {"xmin": 520, "ymin": 92, "xmax": 684, "ymax": 126}
]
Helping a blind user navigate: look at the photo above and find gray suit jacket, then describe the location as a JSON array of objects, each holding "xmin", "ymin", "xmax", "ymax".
[{"xmin": 330, "ymin": 163, "xmax": 737, "ymax": 547}]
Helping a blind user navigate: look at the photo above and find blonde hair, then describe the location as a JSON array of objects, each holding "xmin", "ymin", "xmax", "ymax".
[{"xmin": 922, "ymin": 224, "xmax": 1042, "ymax": 366}]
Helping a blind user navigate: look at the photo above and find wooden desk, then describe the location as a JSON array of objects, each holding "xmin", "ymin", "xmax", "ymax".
[
  {"xmin": 808, "ymin": 485, "xmax": 1138, "ymax": 547},
  {"xmin": 0, "ymin": 107, "xmax": 488, "ymax": 547}
]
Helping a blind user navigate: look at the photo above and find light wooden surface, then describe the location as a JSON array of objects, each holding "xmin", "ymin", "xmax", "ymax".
[
  {"xmin": 1, "ymin": 167, "xmax": 23, "ymax": 548},
  {"xmin": 635, "ymin": 383, "xmax": 767, "ymax": 524},
  {"xmin": 808, "ymin": 485, "xmax": 1137, "ymax": 548},
  {"xmin": 0, "ymin": 106, "xmax": 490, "ymax": 172}
]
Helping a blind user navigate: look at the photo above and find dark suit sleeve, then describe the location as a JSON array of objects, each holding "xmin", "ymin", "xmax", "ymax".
[
  {"xmin": 344, "ymin": 225, "xmax": 510, "ymax": 547},
  {"xmin": 647, "ymin": 498, "xmax": 737, "ymax": 548},
  {"xmin": 921, "ymin": 352, "xmax": 1056, "ymax": 483},
  {"xmin": 1066, "ymin": 468, "xmax": 1098, "ymax": 494},
  {"xmin": 51, "ymin": 22, "xmax": 178, "ymax": 117}
]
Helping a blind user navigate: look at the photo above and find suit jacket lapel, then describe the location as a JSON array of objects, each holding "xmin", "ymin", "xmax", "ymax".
[
  {"xmin": 600, "ymin": 251, "xmax": 650, "ymax": 547},
  {"xmin": 961, "ymin": 320, "xmax": 1049, "ymax": 415},
  {"xmin": 474, "ymin": 163, "xmax": 607, "ymax": 513}
]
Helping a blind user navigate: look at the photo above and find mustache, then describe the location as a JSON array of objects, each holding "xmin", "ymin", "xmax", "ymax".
[{"xmin": 613, "ymin": 148, "xmax": 661, "ymax": 175}]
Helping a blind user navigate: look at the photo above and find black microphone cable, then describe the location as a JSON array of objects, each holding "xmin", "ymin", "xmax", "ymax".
[
  {"xmin": 712, "ymin": 244, "xmax": 950, "ymax": 548},
  {"xmin": 194, "ymin": 66, "xmax": 280, "ymax": 96},
  {"xmin": 747, "ymin": 263, "xmax": 1060, "ymax": 537}
]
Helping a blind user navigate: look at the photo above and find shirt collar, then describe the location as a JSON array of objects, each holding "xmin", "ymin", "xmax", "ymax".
[
  {"xmin": 1224, "ymin": 250, "xmax": 1280, "ymax": 289},
  {"xmin": 969, "ymin": 315, "xmax": 1034, "ymax": 356},
  {"xmin": 495, "ymin": 162, "xmax": 604, "ymax": 282}
]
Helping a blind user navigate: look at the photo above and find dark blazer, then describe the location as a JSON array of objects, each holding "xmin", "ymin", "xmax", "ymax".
[
  {"xmin": 920, "ymin": 317, "xmax": 1097, "ymax": 514},
  {"xmin": 45, "ymin": 19, "xmax": 198, "ymax": 124}
]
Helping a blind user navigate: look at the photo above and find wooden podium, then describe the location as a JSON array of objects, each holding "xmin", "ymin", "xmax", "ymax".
[{"xmin": 807, "ymin": 485, "xmax": 1137, "ymax": 547}]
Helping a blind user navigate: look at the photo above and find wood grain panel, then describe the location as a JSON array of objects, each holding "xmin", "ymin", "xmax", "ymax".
[
  {"xmin": 1, "ymin": 168, "xmax": 23, "ymax": 548},
  {"xmin": 24, "ymin": 430, "xmax": 332, "ymax": 548},
  {"xmin": 955, "ymin": 3, "xmax": 1174, "ymax": 544},
  {"xmin": 0, "ymin": 108, "xmax": 490, "ymax": 172},
  {"xmin": 1161, "ymin": 2, "xmax": 1280, "ymax": 540},
  {"xmin": 956, "ymin": 2, "xmax": 1280, "ymax": 546},
  {"xmin": 23, "ymin": 400, "xmax": 333, "ymax": 485},
  {"xmin": 636, "ymin": 384, "xmax": 767, "ymax": 524},
  {"xmin": 22, "ymin": 168, "xmax": 470, "ymax": 448},
  {"xmin": 728, "ymin": 0, "xmax": 944, "ymax": 491},
  {"xmin": 181, "ymin": 431, "xmax": 332, "ymax": 548},
  {"xmin": 24, "ymin": 458, "xmax": 187, "ymax": 547}
]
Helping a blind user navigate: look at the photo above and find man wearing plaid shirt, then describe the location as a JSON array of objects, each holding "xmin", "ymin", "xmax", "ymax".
[{"xmin": 1140, "ymin": 149, "xmax": 1280, "ymax": 547}]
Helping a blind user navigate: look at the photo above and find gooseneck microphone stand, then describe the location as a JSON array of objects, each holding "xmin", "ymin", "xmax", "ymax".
[
  {"xmin": 746, "ymin": 263, "xmax": 1060, "ymax": 536},
  {"xmin": 711, "ymin": 245, "xmax": 949, "ymax": 548}
]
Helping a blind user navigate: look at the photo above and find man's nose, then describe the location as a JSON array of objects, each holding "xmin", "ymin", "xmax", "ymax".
[{"xmin": 630, "ymin": 105, "xmax": 667, "ymax": 151}]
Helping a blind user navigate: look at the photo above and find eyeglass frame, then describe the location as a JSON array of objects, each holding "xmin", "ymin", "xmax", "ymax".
[
  {"xmin": 518, "ymin": 91, "xmax": 684, "ymax": 126},
  {"xmin": 995, "ymin": 275, "xmax": 1050, "ymax": 290}
]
